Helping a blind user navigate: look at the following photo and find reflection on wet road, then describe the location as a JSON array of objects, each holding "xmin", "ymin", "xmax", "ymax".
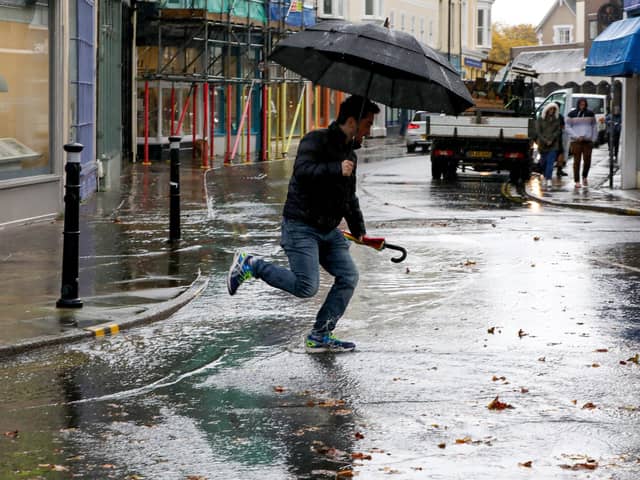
[{"xmin": 2, "ymin": 155, "xmax": 640, "ymax": 479}]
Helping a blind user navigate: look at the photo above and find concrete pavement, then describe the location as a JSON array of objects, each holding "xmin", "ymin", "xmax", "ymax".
[{"xmin": 1, "ymin": 138, "xmax": 638, "ymax": 358}]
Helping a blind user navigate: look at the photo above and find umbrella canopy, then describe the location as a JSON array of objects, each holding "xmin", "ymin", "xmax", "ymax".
[{"xmin": 270, "ymin": 20, "xmax": 474, "ymax": 115}]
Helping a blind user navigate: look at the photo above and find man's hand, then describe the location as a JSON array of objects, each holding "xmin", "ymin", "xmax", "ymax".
[{"xmin": 341, "ymin": 159, "xmax": 355, "ymax": 177}]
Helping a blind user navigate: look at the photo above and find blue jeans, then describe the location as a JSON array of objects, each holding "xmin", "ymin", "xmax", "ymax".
[
  {"xmin": 252, "ymin": 218, "xmax": 359, "ymax": 335},
  {"xmin": 540, "ymin": 150, "xmax": 557, "ymax": 180}
]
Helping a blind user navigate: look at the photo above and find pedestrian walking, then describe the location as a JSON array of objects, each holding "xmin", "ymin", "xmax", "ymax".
[
  {"xmin": 226, "ymin": 95, "xmax": 380, "ymax": 353},
  {"xmin": 535, "ymin": 103, "xmax": 563, "ymax": 188},
  {"xmin": 566, "ymin": 97, "xmax": 598, "ymax": 188},
  {"xmin": 606, "ymin": 105, "xmax": 622, "ymax": 161},
  {"xmin": 554, "ymin": 103, "xmax": 568, "ymax": 178}
]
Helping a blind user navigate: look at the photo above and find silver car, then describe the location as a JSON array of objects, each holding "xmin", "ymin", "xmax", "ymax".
[{"xmin": 404, "ymin": 111, "xmax": 432, "ymax": 153}]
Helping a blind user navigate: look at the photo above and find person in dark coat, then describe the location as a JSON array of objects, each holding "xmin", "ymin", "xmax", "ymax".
[
  {"xmin": 606, "ymin": 105, "xmax": 622, "ymax": 161},
  {"xmin": 226, "ymin": 95, "xmax": 380, "ymax": 353},
  {"xmin": 535, "ymin": 102, "xmax": 563, "ymax": 188}
]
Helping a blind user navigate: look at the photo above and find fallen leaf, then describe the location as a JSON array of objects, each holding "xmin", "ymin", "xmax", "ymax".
[
  {"xmin": 520, "ymin": 387, "xmax": 529, "ymax": 394},
  {"xmin": 628, "ymin": 354, "xmax": 639, "ymax": 364},
  {"xmin": 620, "ymin": 360, "xmax": 628, "ymax": 365},
  {"xmin": 273, "ymin": 386, "xmax": 286, "ymax": 393},
  {"xmin": 38, "ymin": 464, "xmax": 69, "ymax": 472},
  {"xmin": 464, "ymin": 260, "xmax": 476, "ymax": 266},
  {"xmin": 559, "ymin": 460, "xmax": 598, "ymax": 470},
  {"xmin": 487, "ymin": 327, "xmax": 495, "ymax": 334},
  {"xmin": 437, "ymin": 443, "xmax": 446, "ymax": 449},
  {"xmin": 306, "ymin": 400, "xmax": 316, "ymax": 407},
  {"xmin": 518, "ymin": 329, "xmax": 528, "ymax": 338},
  {"xmin": 487, "ymin": 396, "xmax": 514, "ymax": 410},
  {"xmin": 354, "ymin": 432, "xmax": 365, "ymax": 440},
  {"xmin": 519, "ymin": 461, "xmax": 533, "ymax": 468},
  {"xmin": 351, "ymin": 452, "xmax": 372, "ymax": 460},
  {"xmin": 582, "ymin": 402, "xmax": 597, "ymax": 410},
  {"xmin": 533, "ymin": 236, "xmax": 540, "ymax": 241},
  {"xmin": 538, "ymin": 357, "xmax": 546, "ymax": 362},
  {"xmin": 571, "ymin": 399, "xmax": 577, "ymax": 405},
  {"xmin": 336, "ymin": 470, "xmax": 354, "ymax": 478},
  {"xmin": 3, "ymin": 430, "xmax": 18, "ymax": 438},
  {"xmin": 318, "ymin": 399, "xmax": 346, "ymax": 408},
  {"xmin": 455, "ymin": 436, "xmax": 472, "ymax": 444},
  {"xmin": 332, "ymin": 409, "xmax": 352, "ymax": 416},
  {"xmin": 492, "ymin": 376, "xmax": 506, "ymax": 382},
  {"xmin": 595, "ymin": 348, "xmax": 609, "ymax": 353}
]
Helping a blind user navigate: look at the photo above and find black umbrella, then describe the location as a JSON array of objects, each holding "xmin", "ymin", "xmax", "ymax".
[{"xmin": 270, "ymin": 20, "xmax": 474, "ymax": 114}]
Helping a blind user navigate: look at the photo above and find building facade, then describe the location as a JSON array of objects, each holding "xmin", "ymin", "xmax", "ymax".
[{"xmin": 0, "ymin": 0, "xmax": 106, "ymax": 226}]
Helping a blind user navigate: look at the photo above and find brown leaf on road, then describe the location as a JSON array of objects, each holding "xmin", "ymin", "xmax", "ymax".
[
  {"xmin": 354, "ymin": 432, "xmax": 365, "ymax": 440},
  {"xmin": 318, "ymin": 399, "xmax": 346, "ymax": 408},
  {"xmin": 582, "ymin": 402, "xmax": 597, "ymax": 410},
  {"xmin": 595, "ymin": 348, "xmax": 609, "ymax": 352},
  {"xmin": 520, "ymin": 387, "xmax": 529, "ymax": 394},
  {"xmin": 487, "ymin": 396, "xmax": 514, "ymax": 410},
  {"xmin": 351, "ymin": 452, "xmax": 372, "ymax": 460},
  {"xmin": 455, "ymin": 436, "xmax": 472, "ymax": 444},
  {"xmin": 437, "ymin": 443, "xmax": 446, "ymax": 449},
  {"xmin": 186, "ymin": 476, "xmax": 208, "ymax": 480},
  {"xmin": 3, "ymin": 430, "xmax": 18, "ymax": 438},
  {"xmin": 273, "ymin": 386, "xmax": 286, "ymax": 393},
  {"xmin": 487, "ymin": 327, "xmax": 495, "ymax": 334},
  {"xmin": 560, "ymin": 460, "xmax": 598, "ymax": 470},
  {"xmin": 518, "ymin": 329, "xmax": 528, "ymax": 338},
  {"xmin": 591, "ymin": 363, "xmax": 600, "ymax": 368},
  {"xmin": 627, "ymin": 354, "xmax": 639, "ymax": 364},
  {"xmin": 38, "ymin": 464, "xmax": 69, "ymax": 472},
  {"xmin": 533, "ymin": 236, "xmax": 540, "ymax": 241},
  {"xmin": 491, "ymin": 376, "xmax": 506, "ymax": 382},
  {"xmin": 331, "ymin": 409, "xmax": 353, "ymax": 416},
  {"xmin": 519, "ymin": 461, "xmax": 533, "ymax": 468},
  {"xmin": 336, "ymin": 470, "xmax": 355, "ymax": 478}
]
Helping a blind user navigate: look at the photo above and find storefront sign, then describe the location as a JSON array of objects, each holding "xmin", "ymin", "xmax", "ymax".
[{"xmin": 464, "ymin": 58, "xmax": 483, "ymax": 69}]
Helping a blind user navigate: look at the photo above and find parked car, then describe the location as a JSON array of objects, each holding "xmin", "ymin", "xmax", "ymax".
[
  {"xmin": 536, "ymin": 89, "xmax": 608, "ymax": 151},
  {"xmin": 404, "ymin": 111, "xmax": 432, "ymax": 153}
]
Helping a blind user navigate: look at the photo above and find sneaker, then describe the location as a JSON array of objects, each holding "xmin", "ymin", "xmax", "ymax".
[
  {"xmin": 305, "ymin": 333, "xmax": 356, "ymax": 353},
  {"xmin": 546, "ymin": 179, "xmax": 552, "ymax": 188},
  {"xmin": 582, "ymin": 178, "xmax": 589, "ymax": 187},
  {"xmin": 575, "ymin": 182, "xmax": 582, "ymax": 189},
  {"xmin": 557, "ymin": 168, "xmax": 568, "ymax": 177},
  {"xmin": 227, "ymin": 251, "xmax": 254, "ymax": 295}
]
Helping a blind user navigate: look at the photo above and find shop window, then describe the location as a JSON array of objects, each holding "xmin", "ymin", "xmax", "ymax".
[{"xmin": 0, "ymin": 0, "xmax": 51, "ymax": 181}]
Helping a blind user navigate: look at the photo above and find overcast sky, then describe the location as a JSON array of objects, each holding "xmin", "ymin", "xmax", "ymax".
[{"xmin": 492, "ymin": 0, "xmax": 556, "ymax": 26}]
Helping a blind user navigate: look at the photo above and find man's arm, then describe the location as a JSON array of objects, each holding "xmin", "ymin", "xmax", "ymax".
[{"xmin": 345, "ymin": 193, "xmax": 366, "ymax": 239}]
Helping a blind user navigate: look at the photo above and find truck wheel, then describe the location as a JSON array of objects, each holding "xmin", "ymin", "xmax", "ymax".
[
  {"xmin": 444, "ymin": 160, "xmax": 457, "ymax": 181},
  {"xmin": 407, "ymin": 144, "xmax": 416, "ymax": 153},
  {"xmin": 431, "ymin": 158, "xmax": 443, "ymax": 180}
]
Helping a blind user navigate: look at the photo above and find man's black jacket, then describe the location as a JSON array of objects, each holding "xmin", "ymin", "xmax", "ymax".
[{"xmin": 282, "ymin": 121, "xmax": 366, "ymax": 238}]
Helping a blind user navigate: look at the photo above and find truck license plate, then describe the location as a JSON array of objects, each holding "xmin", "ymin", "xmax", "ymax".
[
  {"xmin": 421, "ymin": 134, "xmax": 426, "ymax": 140},
  {"xmin": 468, "ymin": 151, "xmax": 492, "ymax": 158}
]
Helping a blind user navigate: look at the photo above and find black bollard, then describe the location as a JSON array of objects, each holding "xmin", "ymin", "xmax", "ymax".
[
  {"xmin": 56, "ymin": 143, "xmax": 84, "ymax": 309},
  {"xmin": 169, "ymin": 136, "xmax": 182, "ymax": 242}
]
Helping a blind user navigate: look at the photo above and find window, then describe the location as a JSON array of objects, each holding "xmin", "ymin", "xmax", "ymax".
[
  {"xmin": 364, "ymin": 0, "xmax": 382, "ymax": 17},
  {"xmin": 476, "ymin": 7, "xmax": 491, "ymax": 48},
  {"xmin": 411, "ymin": 16, "xmax": 415, "ymax": 35},
  {"xmin": 389, "ymin": 11, "xmax": 394, "ymax": 28},
  {"xmin": 420, "ymin": 17, "xmax": 424, "ymax": 42},
  {"xmin": 553, "ymin": 25, "xmax": 573, "ymax": 44},
  {"xmin": 321, "ymin": 0, "xmax": 343, "ymax": 17},
  {"xmin": 400, "ymin": 12, "xmax": 405, "ymax": 31},
  {"xmin": 589, "ymin": 20, "xmax": 598, "ymax": 39},
  {"xmin": 0, "ymin": 0, "xmax": 52, "ymax": 181}
]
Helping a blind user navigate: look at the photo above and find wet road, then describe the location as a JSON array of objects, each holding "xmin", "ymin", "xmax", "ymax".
[{"xmin": 2, "ymin": 154, "xmax": 640, "ymax": 479}]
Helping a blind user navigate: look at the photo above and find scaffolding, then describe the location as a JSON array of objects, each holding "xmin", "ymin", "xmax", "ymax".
[{"xmin": 135, "ymin": 0, "xmax": 327, "ymax": 166}]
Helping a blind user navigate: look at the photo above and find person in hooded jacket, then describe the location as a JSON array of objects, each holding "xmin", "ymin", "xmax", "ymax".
[
  {"xmin": 226, "ymin": 95, "xmax": 380, "ymax": 353},
  {"xmin": 566, "ymin": 97, "xmax": 598, "ymax": 188},
  {"xmin": 535, "ymin": 102, "xmax": 563, "ymax": 188}
]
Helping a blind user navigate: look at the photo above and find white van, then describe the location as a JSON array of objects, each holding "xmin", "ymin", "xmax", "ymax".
[{"xmin": 536, "ymin": 89, "xmax": 608, "ymax": 152}]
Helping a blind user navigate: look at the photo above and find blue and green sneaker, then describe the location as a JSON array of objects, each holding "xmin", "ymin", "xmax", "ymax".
[
  {"xmin": 305, "ymin": 332, "xmax": 356, "ymax": 353},
  {"xmin": 227, "ymin": 251, "xmax": 254, "ymax": 295}
]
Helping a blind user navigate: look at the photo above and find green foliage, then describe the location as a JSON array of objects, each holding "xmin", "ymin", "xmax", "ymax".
[{"xmin": 488, "ymin": 23, "xmax": 538, "ymax": 65}]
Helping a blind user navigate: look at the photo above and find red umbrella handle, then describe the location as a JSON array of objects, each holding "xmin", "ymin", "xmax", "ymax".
[{"xmin": 342, "ymin": 231, "xmax": 407, "ymax": 263}]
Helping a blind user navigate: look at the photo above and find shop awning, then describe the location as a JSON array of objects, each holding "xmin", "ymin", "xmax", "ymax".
[{"xmin": 586, "ymin": 16, "xmax": 640, "ymax": 77}]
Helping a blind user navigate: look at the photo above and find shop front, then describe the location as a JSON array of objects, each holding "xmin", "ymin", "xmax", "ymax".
[{"xmin": 0, "ymin": 0, "xmax": 64, "ymax": 225}]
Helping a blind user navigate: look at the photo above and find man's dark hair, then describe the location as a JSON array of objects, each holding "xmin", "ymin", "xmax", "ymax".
[{"xmin": 336, "ymin": 95, "xmax": 380, "ymax": 125}]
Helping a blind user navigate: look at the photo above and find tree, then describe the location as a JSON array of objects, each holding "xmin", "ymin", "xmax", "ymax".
[{"xmin": 488, "ymin": 23, "xmax": 538, "ymax": 66}]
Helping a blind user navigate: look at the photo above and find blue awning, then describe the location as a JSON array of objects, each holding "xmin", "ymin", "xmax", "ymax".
[{"xmin": 586, "ymin": 16, "xmax": 640, "ymax": 77}]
